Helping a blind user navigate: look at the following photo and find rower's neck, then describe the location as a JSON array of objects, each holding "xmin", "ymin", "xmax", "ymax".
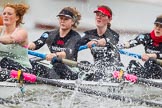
[
  {"xmin": 97, "ymin": 26, "xmax": 107, "ymax": 36},
  {"xmin": 4, "ymin": 25, "xmax": 16, "ymax": 35},
  {"xmin": 59, "ymin": 29, "xmax": 71, "ymax": 38}
]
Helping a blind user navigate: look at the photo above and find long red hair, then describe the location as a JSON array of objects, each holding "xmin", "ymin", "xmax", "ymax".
[{"xmin": 0, "ymin": 15, "xmax": 3, "ymax": 25}]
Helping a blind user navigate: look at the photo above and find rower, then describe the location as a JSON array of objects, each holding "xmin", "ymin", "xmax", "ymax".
[
  {"xmin": 0, "ymin": 3, "xmax": 32, "ymax": 81},
  {"xmin": 118, "ymin": 14, "xmax": 162, "ymax": 79},
  {"xmin": 28, "ymin": 7, "xmax": 82, "ymax": 80},
  {"xmin": 76, "ymin": 5, "xmax": 123, "ymax": 81}
]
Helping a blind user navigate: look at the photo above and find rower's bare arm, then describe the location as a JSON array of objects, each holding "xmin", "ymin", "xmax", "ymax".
[
  {"xmin": 142, "ymin": 53, "xmax": 157, "ymax": 61},
  {"xmin": 12, "ymin": 29, "xmax": 28, "ymax": 45},
  {"xmin": 0, "ymin": 28, "xmax": 28, "ymax": 46}
]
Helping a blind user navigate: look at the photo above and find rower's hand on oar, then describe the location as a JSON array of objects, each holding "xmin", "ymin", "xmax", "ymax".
[
  {"xmin": 87, "ymin": 40, "xmax": 98, "ymax": 48},
  {"xmin": 28, "ymin": 42, "xmax": 36, "ymax": 50},
  {"xmin": 79, "ymin": 44, "xmax": 96, "ymax": 51},
  {"xmin": 87, "ymin": 38, "xmax": 106, "ymax": 48},
  {"xmin": 117, "ymin": 42, "xmax": 130, "ymax": 49},
  {"xmin": 46, "ymin": 53, "xmax": 58, "ymax": 61},
  {"xmin": 141, "ymin": 53, "xmax": 157, "ymax": 61}
]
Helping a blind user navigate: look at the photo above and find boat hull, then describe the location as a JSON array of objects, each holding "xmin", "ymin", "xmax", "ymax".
[
  {"xmin": 0, "ymin": 79, "xmax": 124, "ymax": 98},
  {"xmin": 1, "ymin": 78, "xmax": 162, "ymax": 99}
]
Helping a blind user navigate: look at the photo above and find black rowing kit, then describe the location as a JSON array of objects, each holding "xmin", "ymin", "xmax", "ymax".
[
  {"xmin": 30, "ymin": 29, "xmax": 81, "ymax": 80},
  {"xmin": 126, "ymin": 32, "xmax": 162, "ymax": 79},
  {"xmin": 77, "ymin": 28, "xmax": 124, "ymax": 81}
]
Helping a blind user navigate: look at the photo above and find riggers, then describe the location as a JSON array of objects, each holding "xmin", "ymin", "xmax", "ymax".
[{"xmin": 0, "ymin": 57, "xmax": 31, "ymax": 81}]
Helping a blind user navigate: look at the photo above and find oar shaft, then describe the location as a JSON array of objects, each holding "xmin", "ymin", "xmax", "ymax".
[
  {"xmin": 155, "ymin": 59, "xmax": 162, "ymax": 66},
  {"xmin": 79, "ymin": 45, "xmax": 142, "ymax": 59},
  {"xmin": 79, "ymin": 44, "xmax": 96, "ymax": 51},
  {"xmin": 62, "ymin": 59, "xmax": 78, "ymax": 67},
  {"xmin": 10, "ymin": 70, "xmax": 76, "ymax": 88},
  {"xmin": 36, "ymin": 77, "xmax": 75, "ymax": 88},
  {"xmin": 119, "ymin": 49, "xmax": 141, "ymax": 59},
  {"xmin": 79, "ymin": 45, "xmax": 88, "ymax": 51},
  {"xmin": 137, "ymin": 78, "xmax": 162, "ymax": 89},
  {"xmin": 0, "ymin": 97, "xmax": 19, "ymax": 104},
  {"xmin": 125, "ymin": 74, "xmax": 162, "ymax": 89},
  {"xmin": 28, "ymin": 50, "xmax": 79, "ymax": 66},
  {"xmin": 28, "ymin": 50, "xmax": 46, "ymax": 59}
]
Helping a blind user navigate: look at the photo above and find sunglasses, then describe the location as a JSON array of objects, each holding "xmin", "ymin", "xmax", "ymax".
[{"xmin": 155, "ymin": 23, "xmax": 162, "ymax": 28}]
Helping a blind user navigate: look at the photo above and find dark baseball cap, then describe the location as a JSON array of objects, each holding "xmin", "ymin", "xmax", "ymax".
[
  {"xmin": 154, "ymin": 17, "xmax": 162, "ymax": 24},
  {"xmin": 57, "ymin": 9, "xmax": 74, "ymax": 19}
]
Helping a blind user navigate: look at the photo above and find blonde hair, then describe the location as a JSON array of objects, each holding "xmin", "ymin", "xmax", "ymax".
[
  {"xmin": 62, "ymin": 7, "xmax": 81, "ymax": 28},
  {"xmin": 4, "ymin": 3, "xmax": 29, "ymax": 27}
]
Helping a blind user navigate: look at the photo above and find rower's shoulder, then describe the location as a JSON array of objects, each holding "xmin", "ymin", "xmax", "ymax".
[
  {"xmin": 15, "ymin": 28, "xmax": 28, "ymax": 37},
  {"xmin": 84, "ymin": 29, "xmax": 96, "ymax": 35}
]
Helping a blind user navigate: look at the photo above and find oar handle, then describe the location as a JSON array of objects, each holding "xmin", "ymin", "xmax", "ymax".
[
  {"xmin": 79, "ymin": 45, "xmax": 88, "ymax": 51},
  {"xmin": 28, "ymin": 50, "xmax": 79, "ymax": 66},
  {"xmin": 28, "ymin": 50, "xmax": 46, "ymax": 59},
  {"xmin": 79, "ymin": 44, "xmax": 96, "ymax": 51}
]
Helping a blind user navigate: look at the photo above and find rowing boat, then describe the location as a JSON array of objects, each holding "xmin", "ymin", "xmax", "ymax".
[
  {"xmin": 1, "ymin": 68, "xmax": 162, "ymax": 108},
  {"xmin": 0, "ymin": 79, "xmax": 125, "ymax": 98},
  {"xmin": 1, "ymin": 77, "xmax": 162, "ymax": 99}
]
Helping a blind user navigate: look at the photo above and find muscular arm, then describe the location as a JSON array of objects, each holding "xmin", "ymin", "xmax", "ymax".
[{"xmin": 0, "ymin": 28, "xmax": 28, "ymax": 46}]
